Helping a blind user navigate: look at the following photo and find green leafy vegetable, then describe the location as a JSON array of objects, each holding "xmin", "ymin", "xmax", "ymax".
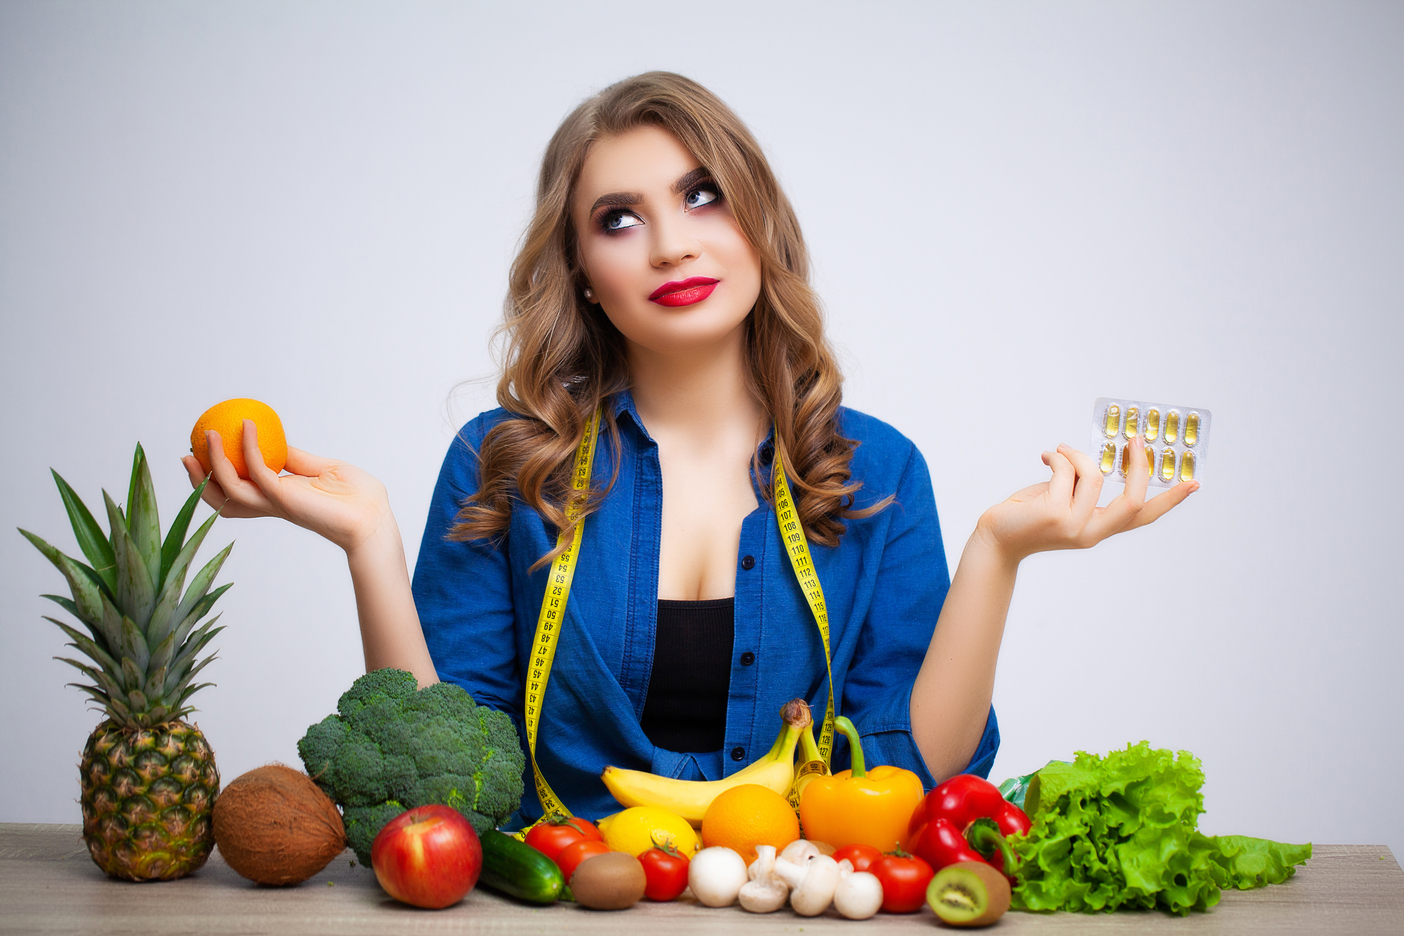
[
  {"xmin": 1009, "ymin": 742, "xmax": 1310, "ymax": 915},
  {"xmin": 1210, "ymin": 835, "xmax": 1313, "ymax": 890}
]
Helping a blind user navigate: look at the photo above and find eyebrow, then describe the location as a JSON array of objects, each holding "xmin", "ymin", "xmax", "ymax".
[
  {"xmin": 587, "ymin": 167, "xmax": 714, "ymax": 214},
  {"xmin": 670, "ymin": 167, "xmax": 712, "ymax": 195},
  {"xmin": 589, "ymin": 191, "xmax": 642, "ymax": 213}
]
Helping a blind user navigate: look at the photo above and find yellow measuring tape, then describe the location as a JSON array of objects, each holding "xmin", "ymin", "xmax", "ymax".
[
  {"xmin": 771, "ymin": 450, "xmax": 836, "ymax": 768},
  {"xmin": 522, "ymin": 408, "xmax": 836, "ymax": 822},
  {"xmin": 522, "ymin": 408, "xmax": 600, "ymax": 823}
]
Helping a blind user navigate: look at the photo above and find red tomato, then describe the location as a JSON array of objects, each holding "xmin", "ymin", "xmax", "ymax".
[
  {"xmin": 555, "ymin": 839, "xmax": 610, "ymax": 882},
  {"xmin": 870, "ymin": 852, "xmax": 935, "ymax": 913},
  {"xmin": 524, "ymin": 815, "xmax": 602, "ymax": 863},
  {"xmin": 832, "ymin": 843, "xmax": 884, "ymax": 873},
  {"xmin": 638, "ymin": 844, "xmax": 690, "ymax": 901},
  {"xmin": 568, "ymin": 817, "xmax": 603, "ymax": 841}
]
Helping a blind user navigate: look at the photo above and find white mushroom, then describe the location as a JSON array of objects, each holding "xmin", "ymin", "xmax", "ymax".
[
  {"xmin": 688, "ymin": 846, "xmax": 749, "ymax": 907},
  {"xmin": 774, "ymin": 853, "xmax": 841, "ymax": 917},
  {"xmin": 832, "ymin": 860, "xmax": 884, "ymax": 920},
  {"xmin": 779, "ymin": 839, "xmax": 822, "ymax": 865},
  {"xmin": 738, "ymin": 845, "xmax": 790, "ymax": 913}
]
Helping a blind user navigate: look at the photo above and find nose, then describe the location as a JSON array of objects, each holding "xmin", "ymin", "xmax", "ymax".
[{"xmin": 649, "ymin": 213, "xmax": 701, "ymax": 268}]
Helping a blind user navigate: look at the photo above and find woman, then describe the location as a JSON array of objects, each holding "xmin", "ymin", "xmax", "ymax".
[{"xmin": 185, "ymin": 73, "xmax": 1194, "ymax": 824}]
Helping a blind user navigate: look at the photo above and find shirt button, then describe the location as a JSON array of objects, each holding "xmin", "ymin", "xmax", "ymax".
[
  {"xmin": 740, "ymin": 651, "xmax": 756, "ymax": 666},
  {"xmin": 731, "ymin": 746, "xmax": 746, "ymax": 762},
  {"xmin": 741, "ymin": 555, "xmax": 755, "ymax": 570}
]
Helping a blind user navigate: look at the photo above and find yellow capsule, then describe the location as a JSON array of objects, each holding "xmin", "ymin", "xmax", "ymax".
[
  {"xmin": 1123, "ymin": 406, "xmax": 1139, "ymax": 440},
  {"xmin": 1145, "ymin": 408, "xmax": 1160, "ymax": 442},
  {"xmin": 1180, "ymin": 450, "xmax": 1196, "ymax": 481},
  {"xmin": 1100, "ymin": 441, "xmax": 1117, "ymax": 474},
  {"xmin": 1159, "ymin": 448, "xmax": 1176, "ymax": 482},
  {"xmin": 1119, "ymin": 442, "xmax": 1132, "ymax": 476},
  {"xmin": 1164, "ymin": 410, "xmax": 1179, "ymax": 445},
  {"xmin": 1103, "ymin": 404, "xmax": 1121, "ymax": 438},
  {"xmin": 1145, "ymin": 445, "xmax": 1156, "ymax": 476},
  {"xmin": 1184, "ymin": 412, "xmax": 1200, "ymax": 447}
]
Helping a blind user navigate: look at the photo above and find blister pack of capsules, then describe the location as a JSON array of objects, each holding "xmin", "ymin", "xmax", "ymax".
[{"xmin": 1090, "ymin": 397, "xmax": 1211, "ymax": 487}]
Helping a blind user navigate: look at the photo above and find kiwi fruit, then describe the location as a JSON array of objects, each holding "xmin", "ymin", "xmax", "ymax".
[
  {"xmin": 926, "ymin": 862, "xmax": 1011, "ymax": 927},
  {"xmin": 569, "ymin": 852, "xmax": 647, "ymax": 910}
]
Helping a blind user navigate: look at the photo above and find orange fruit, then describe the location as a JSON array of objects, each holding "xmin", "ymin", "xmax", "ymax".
[
  {"xmin": 699, "ymin": 783, "xmax": 800, "ymax": 865},
  {"xmin": 191, "ymin": 398, "xmax": 287, "ymax": 479}
]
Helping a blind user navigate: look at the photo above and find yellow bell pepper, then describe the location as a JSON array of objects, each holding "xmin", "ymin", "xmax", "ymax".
[{"xmin": 798, "ymin": 716, "xmax": 925, "ymax": 851}]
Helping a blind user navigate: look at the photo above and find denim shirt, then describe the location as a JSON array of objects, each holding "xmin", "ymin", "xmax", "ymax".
[{"xmin": 412, "ymin": 392, "xmax": 999, "ymax": 824}]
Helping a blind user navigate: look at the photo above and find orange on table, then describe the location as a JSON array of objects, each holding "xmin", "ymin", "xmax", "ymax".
[
  {"xmin": 699, "ymin": 783, "xmax": 800, "ymax": 865},
  {"xmin": 190, "ymin": 398, "xmax": 287, "ymax": 480}
]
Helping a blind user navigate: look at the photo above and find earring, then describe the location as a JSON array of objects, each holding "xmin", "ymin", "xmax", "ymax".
[{"xmin": 583, "ymin": 287, "xmax": 595, "ymax": 302}]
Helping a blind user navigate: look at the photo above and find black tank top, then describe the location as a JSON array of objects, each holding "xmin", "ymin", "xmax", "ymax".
[{"xmin": 639, "ymin": 598, "xmax": 735, "ymax": 753}]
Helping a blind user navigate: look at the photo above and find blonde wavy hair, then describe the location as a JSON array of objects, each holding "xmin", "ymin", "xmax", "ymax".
[{"xmin": 451, "ymin": 72, "xmax": 885, "ymax": 564}]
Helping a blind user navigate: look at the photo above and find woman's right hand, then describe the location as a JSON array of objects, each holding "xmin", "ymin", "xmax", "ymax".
[{"xmin": 181, "ymin": 420, "xmax": 392, "ymax": 554}]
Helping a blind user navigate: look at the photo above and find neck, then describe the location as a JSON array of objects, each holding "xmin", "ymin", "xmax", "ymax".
[{"xmin": 627, "ymin": 323, "xmax": 765, "ymax": 441}]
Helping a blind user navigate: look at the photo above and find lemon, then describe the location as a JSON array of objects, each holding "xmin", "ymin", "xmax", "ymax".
[{"xmin": 598, "ymin": 806, "xmax": 700, "ymax": 857}]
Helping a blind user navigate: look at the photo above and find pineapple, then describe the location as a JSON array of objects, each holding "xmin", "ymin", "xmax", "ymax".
[{"xmin": 20, "ymin": 444, "xmax": 231, "ymax": 881}]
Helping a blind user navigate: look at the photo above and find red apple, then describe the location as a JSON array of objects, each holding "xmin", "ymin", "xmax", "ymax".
[{"xmin": 371, "ymin": 805, "xmax": 482, "ymax": 909}]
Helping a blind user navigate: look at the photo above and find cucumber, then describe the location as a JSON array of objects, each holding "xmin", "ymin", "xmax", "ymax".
[{"xmin": 478, "ymin": 829, "xmax": 565, "ymax": 904}]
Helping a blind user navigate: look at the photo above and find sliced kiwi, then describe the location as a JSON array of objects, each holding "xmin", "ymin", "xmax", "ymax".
[{"xmin": 926, "ymin": 862, "xmax": 1011, "ymax": 928}]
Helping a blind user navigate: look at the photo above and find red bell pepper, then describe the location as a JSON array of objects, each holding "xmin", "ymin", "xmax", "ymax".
[
  {"xmin": 908, "ymin": 817, "xmax": 983, "ymax": 868},
  {"xmin": 907, "ymin": 774, "xmax": 1030, "ymax": 881},
  {"xmin": 910, "ymin": 817, "xmax": 1018, "ymax": 880},
  {"xmin": 908, "ymin": 774, "xmax": 1031, "ymax": 840}
]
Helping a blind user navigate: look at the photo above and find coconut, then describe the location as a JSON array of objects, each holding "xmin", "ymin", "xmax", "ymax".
[{"xmin": 213, "ymin": 764, "xmax": 346, "ymax": 885}]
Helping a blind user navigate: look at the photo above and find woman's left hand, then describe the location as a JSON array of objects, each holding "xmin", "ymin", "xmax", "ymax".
[{"xmin": 976, "ymin": 434, "xmax": 1197, "ymax": 564}]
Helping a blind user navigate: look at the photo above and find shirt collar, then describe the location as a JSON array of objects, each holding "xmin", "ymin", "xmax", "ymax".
[{"xmin": 609, "ymin": 388, "xmax": 650, "ymax": 442}]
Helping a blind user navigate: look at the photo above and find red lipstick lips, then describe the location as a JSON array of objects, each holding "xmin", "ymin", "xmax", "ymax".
[{"xmin": 649, "ymin": 276, "xmax": 719, "ymax": 307}]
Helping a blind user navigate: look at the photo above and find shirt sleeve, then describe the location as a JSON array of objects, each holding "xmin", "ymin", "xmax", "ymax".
[
  {"xmin": 411, "ymin": 414, "xmax": 522, "ymax": 717},
  {"xmin": 838, "ymin": 440, "xmax": 1000, "ymax": 789}
]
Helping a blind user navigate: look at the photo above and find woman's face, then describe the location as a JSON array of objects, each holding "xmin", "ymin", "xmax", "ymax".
[{"xmin": 571, "ymin": 125, "xmax": 762, "ymax": 359}]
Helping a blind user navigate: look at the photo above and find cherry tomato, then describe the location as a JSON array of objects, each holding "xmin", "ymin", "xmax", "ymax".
[
  {"xmin": 555, "ymin": 838, "xmax": 610, "ymax": 882},
  {"xmin": 637, "ymin": 839, "xmax": 690, "ymax": 901},
  {"xmin": 870, "ymin": 851, "xmax": 935, "ymax": 913},
  {"xmin": 832, "ymin": 843, "xmax": 883, "ymax": 873},
  {"xmin": 568, "ymin": 817, "xmax": 603, "ymax": 841},
  {"xmin": 524, "ymin": 815, "xmax": 603, "ymax": 863}
]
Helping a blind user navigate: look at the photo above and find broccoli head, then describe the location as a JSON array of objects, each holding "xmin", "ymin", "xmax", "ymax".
[{"xmin": 298, "ymin": 668, "xmax": 526, "ymax": 864}]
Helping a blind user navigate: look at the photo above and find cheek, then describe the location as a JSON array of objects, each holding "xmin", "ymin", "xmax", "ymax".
[
  {"xmin": 702, "ymin": 215, "xmax": 760, "ymax": 275},
  {"xmin": 716, "ymin": 233, "xmax": 763, "ymax": 302},
  {"xmin": 579, "ymin": 239, "xmax": 641, "ymax": 300}
]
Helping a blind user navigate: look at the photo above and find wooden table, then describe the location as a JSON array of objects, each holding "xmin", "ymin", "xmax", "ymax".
[{"xmin": 2, "ymin": 824, "xmax": 1400, "ymax": 935}]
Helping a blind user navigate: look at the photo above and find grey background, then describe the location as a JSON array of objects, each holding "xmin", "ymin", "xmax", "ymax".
[{"xmin": 3, "ymin": 1, "xmax": 1400, "ymax": 864}]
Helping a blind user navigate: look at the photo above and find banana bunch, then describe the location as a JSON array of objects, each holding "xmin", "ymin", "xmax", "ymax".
[{"xmin": 602, "ymin": 699, "xmax": 816, "ymax": 826}]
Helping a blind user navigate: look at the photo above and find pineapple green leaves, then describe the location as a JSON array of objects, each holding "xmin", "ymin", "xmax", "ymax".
[{"xmin": 19, "ymin": 444, "xmax": 233, "ymax": 729}]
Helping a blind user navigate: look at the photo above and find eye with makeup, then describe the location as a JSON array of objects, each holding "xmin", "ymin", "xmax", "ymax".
[
  {"xmin": 597, "ymin": 209, "xmax": 643, "ymax": 233},
  {"xmin": 594, "ymin": 181, "xmax": 724, "ymax": 235},
  {"xmin": 684, "ymin": 182, "xmax": 720, "ymax": 210}
]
